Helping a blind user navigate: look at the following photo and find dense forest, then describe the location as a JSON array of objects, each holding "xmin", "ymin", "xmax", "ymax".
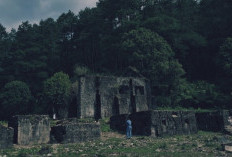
[{"xmin": 1, "ymin": 0, "xmax": 232, "ymax": 120}]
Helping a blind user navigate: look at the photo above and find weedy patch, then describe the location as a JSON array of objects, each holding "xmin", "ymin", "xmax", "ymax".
[
  {"xmin": 99, "ymin": 118, "xmax": 111, "ymax": 132},
  {"xmin": 0, "ymin": 121, "xmax": 8, "ymax": 127},
  {"xmin": 0, "ymin": 131, "xmax": 231, "ymax": 156}
]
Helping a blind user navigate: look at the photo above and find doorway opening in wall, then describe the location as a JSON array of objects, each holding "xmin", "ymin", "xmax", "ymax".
[
  {"xmin": 113, "ymin": 96, "xmax": 120, "ymax": 115},
  {"xmin": 131, "ymin": 95, "xmax": 136, "ymax": 113},
  {"xmin": 135, "ymin": 86, "xmax": 145, "ymax": 95},
  {"xmin": 68, "ymin": 96, "xmax": 78, "ymax": 118},
  {"xmin": 162, "ymin": 119, "xmax": 167, "ymax": 132},
  {"xmin": 95, "ymin": 89, "xmax": 101, "ymax": 121},
  {"xmin": 151, "ymin": 126, "xmax": 159, "ymax": 137},
  {"xmin": 184, "ymin": 119, "xmax": 189, "ymax": 130},
  {"xmin": 129, "ymin": 79, "xmax": 136, "ymax": 113}
]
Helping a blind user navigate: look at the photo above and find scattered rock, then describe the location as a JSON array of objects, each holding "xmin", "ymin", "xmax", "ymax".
[
  {"xmin": 156, "ymin": 149, "xmax": 161, "ymax": 152},
  {"xmin": 223, "ymin": 143, "xmax": 232, "ymax": 153},
  {"xmin": 197, "ymin": 143, "xmax": 203, "ymax": 148}
]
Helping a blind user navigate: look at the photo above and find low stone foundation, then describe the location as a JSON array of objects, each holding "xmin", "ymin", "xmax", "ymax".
[
  {"xmin": 8, "ymin": 115, "xmax": 50, "ymax": 145},
  {"xmin": 51, "ymin": 119, "xmax": 101, "ymax": 144},
  {"xmin": 110, "ymin": 110, "xmax": 197, "ymax": 137},
  {"xmin": 195, "ymin": 110, "xmax": 230, "ymax": 132},
  {"xmin": 0, "ymin": 125, "xmax": 14, "ymax": 149}
]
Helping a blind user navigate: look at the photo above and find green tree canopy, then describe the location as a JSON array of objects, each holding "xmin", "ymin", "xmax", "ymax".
[
  {"xmin": 43, "ymin": 72, "xmax": 71, "ymax": 118},
  {"xmin": 121, "ymin": 28, "xmax": 185, "ymax": 106},
  {"xmin": 218, "ymin": 37, "xmax": 232, "ymax": 75},
  {"xmin": 122, "ymin": 28, "xmax": 185, "ymax": 83},
  {"xmin": 0, "ymin": 81, "xmax": 32, "ymax": 119}
]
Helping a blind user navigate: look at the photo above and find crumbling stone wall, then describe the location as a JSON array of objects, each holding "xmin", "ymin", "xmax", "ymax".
[
  {"xmin": 77, "ymin": 75, "xmax": 151, "ymax": 119},
  {"xmin": 110, "ymin": 110, "xmax": 197, "ymax": 137},
  {"xmin": 8, "ymin": 115, "xmax": 50, "ymax": 145},
  {"xmin": 78, "ymin": 76, "xmax": 96, "ymax": 118},
  {"xmin": 0, "ymin": 125, "xmax": 14, "ymax": 149},
  {"xmin": 51, "ymin": 119, "xmax": 101, "ymax": 144},
  {"xmin": 195, "ymin": 110, "xmax": 230, "ymax": 132}
]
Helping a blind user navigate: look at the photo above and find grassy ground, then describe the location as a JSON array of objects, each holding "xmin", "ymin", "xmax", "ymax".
[
  {"xmin": 1, "ymin": 119, "xmax": 232, "ymax": 157},
  {"xmin": 0, "ymin": 131, "xmax": 231, "ymax": 157},
  {"xmin": 156, "ymin": 107, "xmax": 218, "ymax": 113}
]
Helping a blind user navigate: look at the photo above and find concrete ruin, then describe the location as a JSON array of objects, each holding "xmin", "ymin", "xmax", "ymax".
[
  {"xmin": 51, "ymin": 119, "xmax": 101, "ymax": 144},
  {"xmin": 76, "ymin": 75, "xmax": 151, "ymax": 119},
  {"xmin": 110, "ymin": 110, "xmax": 197, "ymax": 137},
  {"xmin": 8, "ymin": 115, "xmax": 50, "ymax": 145},
  {"xmin": 0, "ymin": 125, "xmax": 14, "ymax": 149},
  {"xmin": 1, "ymin": 76, "xmax": 231, "ymax": 148},
  {"xmin": 195, "ymin": 110, "xmax": 231, "ymax": 133}
]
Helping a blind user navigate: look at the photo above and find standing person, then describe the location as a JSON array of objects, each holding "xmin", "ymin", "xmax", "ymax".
[{"xmin": 126, "ymin": 118, "xmax": 132, "ymax": 139}]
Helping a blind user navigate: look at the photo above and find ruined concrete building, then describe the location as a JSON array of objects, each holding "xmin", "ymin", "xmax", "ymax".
[
  {"xmin": 111, "ymin": 110, "xmax": 198, "ymax": 137},
  {"xmin": 76, "ymin": 75, "xmax": 151, "ymax": 119}
]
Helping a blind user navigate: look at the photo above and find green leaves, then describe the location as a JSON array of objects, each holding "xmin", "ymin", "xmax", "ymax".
[
  {"xmin": 43, "ymin": 72, "xmax": 71, "ymax": 117},
  {"xmin": 121, "ymin": 28, "xmax": 185, "ymax": 107},
  {"xmin": 218, "ymin": 37, "xmax": 232, "ymax": 75},
  {"xmin": 122, "ymin": 28, "xmax": 184, "ymax": 83},
  {"xmin": 0, "ymin": 0, "xmax": 232, "ymax": 114},
  {"xmin": 0, "ymin": 81, "xmax": 32, "ymax": 119}
]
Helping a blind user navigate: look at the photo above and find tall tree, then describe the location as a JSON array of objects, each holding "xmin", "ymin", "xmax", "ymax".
[
  {"xmin": 57, "ymin": 11, "xmax": 78, "ymax": 75},
  {"xmin": 38, "ymin": 18, "xmax": 60, "ymax": 76},
  {"xmin": 43, "ymin": 72, "xmax": 71, "ymax": 118},
  {"xmin": 121, "ymin": 28, "xmax": 185, "ymax": 106},
  {"xmin": 0, "ymin": 81, "xmax": 32, "ymax": 119}
]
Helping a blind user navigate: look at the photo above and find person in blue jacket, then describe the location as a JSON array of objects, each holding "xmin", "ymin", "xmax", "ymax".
[{"xmin": 126, "ymin": 118, "xmax": 132, "ymax": 139}]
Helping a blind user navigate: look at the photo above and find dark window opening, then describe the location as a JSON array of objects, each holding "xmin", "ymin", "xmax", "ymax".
[
  {"xmin": 135, "ymin": 86, "xmax": 145, "ymax": 95},
  {"xmin": 162, "ymin": 120, "xmax": 167, "ymax": 126},
  {"xmin": 119, "ymin": 85, "xmax": 130, "ymax": 94}
]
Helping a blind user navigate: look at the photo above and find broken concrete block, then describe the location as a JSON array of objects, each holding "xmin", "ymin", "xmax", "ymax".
[
  {"xmin": 8, "ymin": 115, "xmax": 50, "ymax": 145},
  {"xmin": 51, "ymin": 118, "xmax": 101, "ymax": 144},
  {"xmin": 0, "ymin": 125, "xmax": 13, "ymax": 149}
]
